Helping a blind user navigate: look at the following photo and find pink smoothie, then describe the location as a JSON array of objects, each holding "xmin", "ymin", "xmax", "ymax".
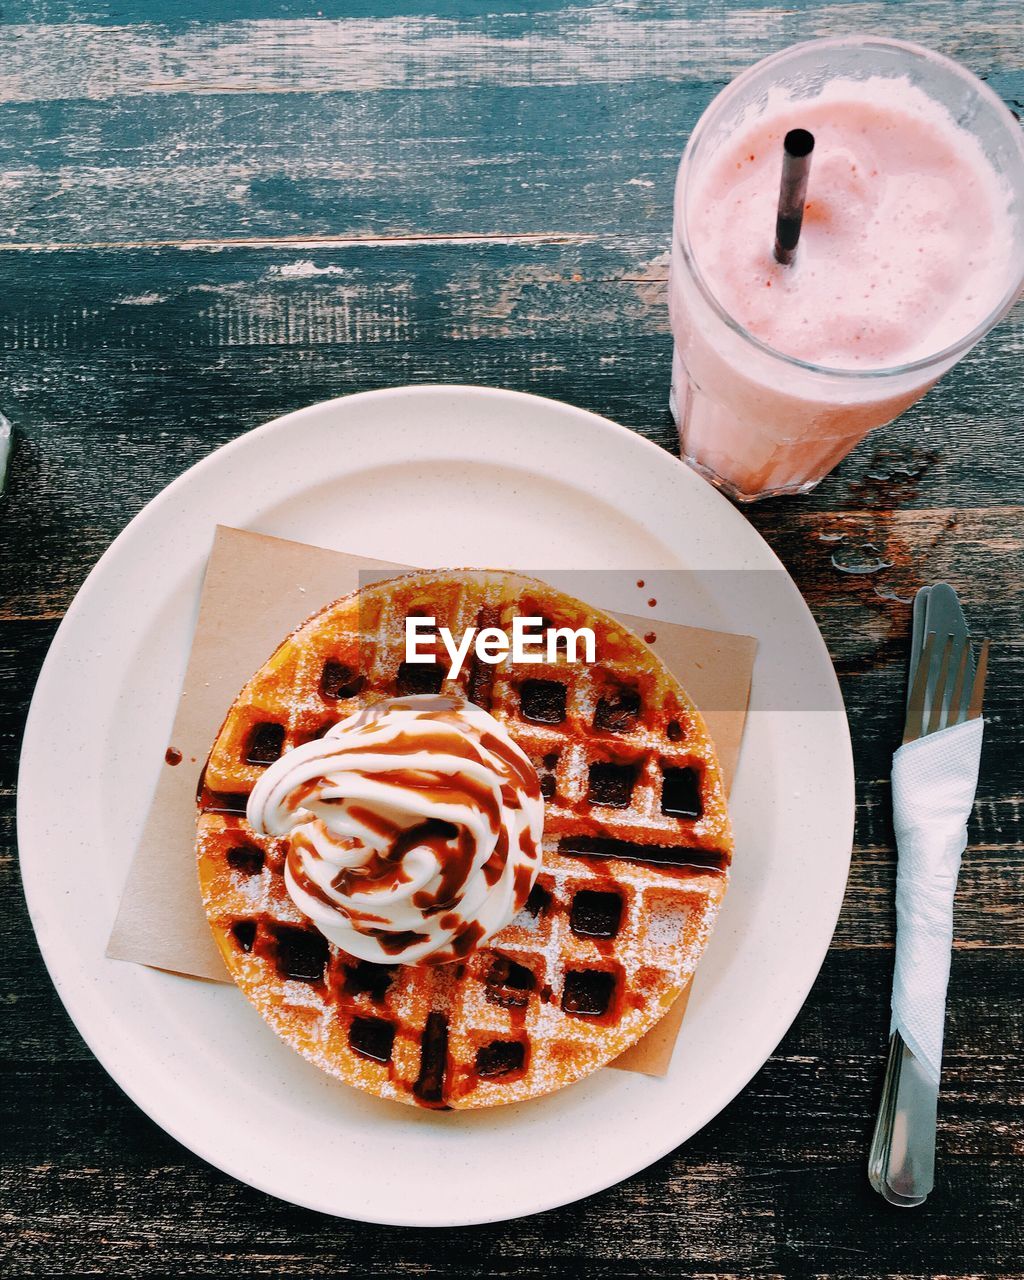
[
  {"xmin": 688, "ymin": 77, "xmax": 1013, "ymax": 368},
  {"xmin": 670, "ymin": 72, "xmax": 1018, "ymax": 497}
]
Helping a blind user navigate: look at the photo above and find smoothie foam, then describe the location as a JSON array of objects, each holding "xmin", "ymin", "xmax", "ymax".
[{"xmin": 686, "ymin": 76, "xmax": 1015, "ymax": 370}]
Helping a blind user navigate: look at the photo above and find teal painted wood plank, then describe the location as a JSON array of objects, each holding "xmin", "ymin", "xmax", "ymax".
[
  {"xmin": 0, "ymin": 83, "xmax": 698, "ymax": 244},
  {"xmin": 1, "ymin": 2, "xmax": 1021, "ymax": 107},
  {"xmin": 12, "ymin": 0, "xmax": 1021, "ymax": 31},
  {"xmin": 2, "ymin": 1, "xmax": 584, "ymax": 23},
  {"xmin": 0, "ymin": 5, "xmax": 1019, "ymax": 247}
]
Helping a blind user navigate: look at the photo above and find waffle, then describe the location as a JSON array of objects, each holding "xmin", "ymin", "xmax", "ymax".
[{"xmin": 196, "ymin": 570, "xmax": 733, "ymax": 1108}]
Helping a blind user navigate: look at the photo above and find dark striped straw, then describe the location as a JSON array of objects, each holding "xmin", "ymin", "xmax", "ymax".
[{"xmin": 773, "ymin": 128, "xmax": 815, "ymax": 265}]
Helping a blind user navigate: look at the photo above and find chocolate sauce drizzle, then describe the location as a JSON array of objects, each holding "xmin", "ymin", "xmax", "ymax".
[
  {"xmin": 558, "ymin": 834, "xmax": 729, "ymax": 874},
  {"xmin": 413, "ymin": 1011, "xmax": 450, "ymax": 1106}
]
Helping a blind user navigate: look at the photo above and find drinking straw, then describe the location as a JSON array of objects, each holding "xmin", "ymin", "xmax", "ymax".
[{"xmin": 773, "ymin": 129, "xmax": 815, "ymax": 265}]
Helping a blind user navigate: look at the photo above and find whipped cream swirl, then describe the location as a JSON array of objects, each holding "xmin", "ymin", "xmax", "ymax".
[{"xmin": 246, "ymin": 695, "xmax": 544, "ymax": 966}]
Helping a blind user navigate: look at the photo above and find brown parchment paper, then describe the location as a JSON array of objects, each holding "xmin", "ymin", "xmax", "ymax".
[{"xmin": 107, "ymin": 526, "xmax": 756, "ymax": 1077}]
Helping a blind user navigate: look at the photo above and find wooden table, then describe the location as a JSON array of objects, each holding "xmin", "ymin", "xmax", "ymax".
[{"xmin": 2, "ymin": 3, "xmax": 1021, "ymax": 1274}]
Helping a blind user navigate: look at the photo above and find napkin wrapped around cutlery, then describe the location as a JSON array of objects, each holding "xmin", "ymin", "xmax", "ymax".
[{"xmin": 890, "ymin": 716, "xmax": 985, "ymax": 1085}]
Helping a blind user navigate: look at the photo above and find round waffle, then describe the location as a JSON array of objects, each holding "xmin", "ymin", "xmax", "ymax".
[{"xmin": 196, "ymin": 570, "xmax": 733, "ymax": 1109}]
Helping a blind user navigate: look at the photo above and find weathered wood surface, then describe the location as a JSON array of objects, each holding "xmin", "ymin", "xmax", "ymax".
[{"xmin": 1, "ymin": 2, "xmax": 1022, "ymax": 1275}]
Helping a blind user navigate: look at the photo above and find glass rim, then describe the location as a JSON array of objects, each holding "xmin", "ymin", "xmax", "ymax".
[{"xmin": 676, "ymin": 34, "xmax": 1024, "ymax": 382}]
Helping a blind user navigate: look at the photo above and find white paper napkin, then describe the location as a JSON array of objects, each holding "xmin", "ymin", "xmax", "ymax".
[{"xmin": 890, "ymin": 716, "xmax": 984, "ymax": 1085}]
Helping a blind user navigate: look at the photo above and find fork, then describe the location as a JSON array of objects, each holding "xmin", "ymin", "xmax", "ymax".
[{"xmin": 867, "ymin": 584, "xmax": 989, "ymax": 1206}]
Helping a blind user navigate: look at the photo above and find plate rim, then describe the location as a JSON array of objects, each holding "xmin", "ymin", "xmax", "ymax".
[{"xmin": 18, "ymin": 384, "xmax": 854, "ymax": 1225}]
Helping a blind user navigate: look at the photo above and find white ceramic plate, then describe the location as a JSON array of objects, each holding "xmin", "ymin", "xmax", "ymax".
[{"xmin": 19, "ymin": 387, "xmax": 853, "ymax": 1226}]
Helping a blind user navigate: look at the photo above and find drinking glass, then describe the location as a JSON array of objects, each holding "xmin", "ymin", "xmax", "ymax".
[{"xmin": 669, "ymin": 37, "xmax": 1024, "ymax": 501}]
